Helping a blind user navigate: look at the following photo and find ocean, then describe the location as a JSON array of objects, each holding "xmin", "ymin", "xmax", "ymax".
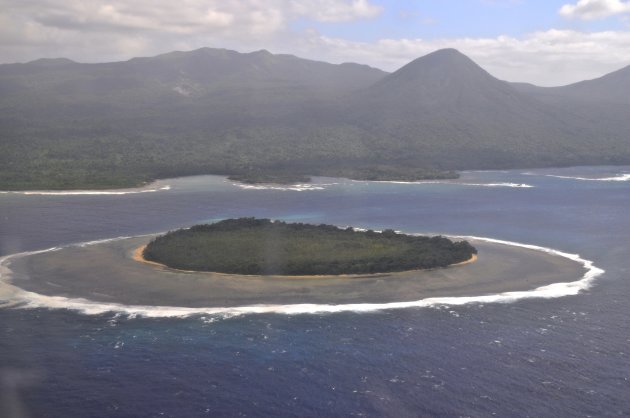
[{"xmin": 1, "ymin": 167, "xmax": 629, "ymax": 417}]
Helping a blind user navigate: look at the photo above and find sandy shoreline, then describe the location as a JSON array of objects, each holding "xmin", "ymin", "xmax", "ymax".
[
  {"xmin": 131, "ymin": 244, "xmax": 478, "ymax": 278},
  {"xmin": 4, "ymin": 235, "xmax": 586, "ymax": 308},
  {"xmin": 0, "ymin": 180, "xmax": 170, "ymax": 195}
]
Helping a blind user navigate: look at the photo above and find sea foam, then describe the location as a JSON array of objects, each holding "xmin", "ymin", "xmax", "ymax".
[
  {"xmin": 362, "ymin": 180, "xmax": 533, "ymax": 188},
  {"xmin": 0, "ymin": 234, "xmax": 604, "ymax": 318},
  {"xmin": 232, "ymin": 182, "xmax": 338, "ymax": 191},
  {"xmin": 233, "ymin": 180, "xmax": 533, "ymax": 191},
  {"xmin": 524, "ymin": 172, "xmax": 630, "ymax": 182}
]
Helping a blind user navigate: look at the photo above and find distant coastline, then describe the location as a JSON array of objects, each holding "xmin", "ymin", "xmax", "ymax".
[
  {"xmin": 3, "ymin": 165, "xmax": 629, "ymax": 194},
  {"xmin": 0, "ymin": 168, "xmax": 459, "ymax": 191},
  {"xmin": 4, "ymin": 47, "xmax": 630, "ymax": 193},
  {"xmin": 0, "ymin": 180, "xmax": 171, "ymax": 195}
]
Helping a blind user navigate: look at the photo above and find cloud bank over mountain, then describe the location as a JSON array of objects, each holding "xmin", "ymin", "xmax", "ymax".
[{"xmin": 2, "ymin": 0, "xmax": 630, "ymax": 86}]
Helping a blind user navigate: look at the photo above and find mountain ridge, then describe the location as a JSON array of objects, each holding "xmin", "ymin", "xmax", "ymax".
[
  {"xmin": 1, "ymin": 47, "xmax": 629, "ymax": 189},
  {"xmin": 512, "ymin": 63, "xmax": 630, "ymax": 106}
]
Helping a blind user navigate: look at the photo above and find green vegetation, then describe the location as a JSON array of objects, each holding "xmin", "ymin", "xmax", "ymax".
[
  {"xmin": 319, "ymin": 166, "xmax": 459, "ymax": 182},
  {"xmin": 142, "ymin": 218, "xmax": 477, "ymax": 275},
  {"xmin": 3, "ymin": 47, "xmax": 629, "ymax": 190},
  {"xmin": 0, "ymin": 125, "xmax": 459, "ymax": 190}
]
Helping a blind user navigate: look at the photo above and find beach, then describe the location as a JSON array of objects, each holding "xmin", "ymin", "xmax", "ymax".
[{"xmin": 5, "ymin": 235, "xmax": 586, "ymax": 308}]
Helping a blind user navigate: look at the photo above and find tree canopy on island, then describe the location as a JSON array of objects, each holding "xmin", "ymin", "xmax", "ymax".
[{"xmin": 143, "ymin": 218, "xmax": 477, "ymax": 275}]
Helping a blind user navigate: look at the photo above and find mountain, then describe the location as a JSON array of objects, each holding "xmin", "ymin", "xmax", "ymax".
[
  {"xmin": 0, "ymin": 48, "xmax": 389, "ymax": 188},
  {"xmin": 1, "ymin": 47, "xmax": 629, "ymax": 190},
  {"xmin": 510, "ymin": 63, "xmax": 630, "ymax": 160},
  {"xmin": 0, "ymin": 47, "xmax": 386, "ymax": 139},
  {"xmin": 360, "ymin": 48, "xmax": 509, "ymax": 101},
  {"xmin": 344, "ymin": 48, "xmax": 618, "ymax": 170},
  {"xmin": 351, "ymin": 48, "xmax": 533, "ymax": 120},
  {"xmin": 0, "ymin": 48, "xmax": 386, "ymax": 99},
  {"xmin": 0, "ymin": 47, "xmax": 386, "ymax": 126},
  {"xmin": 512, "ymin": 64, "xmax": 630, "ymax": 106},
  {"xmin": 555, "ymin": 64, "xmax": 630, "ymax": 105}
]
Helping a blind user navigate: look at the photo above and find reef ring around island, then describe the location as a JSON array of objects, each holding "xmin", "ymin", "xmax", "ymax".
[{"xmin": 0, "ymin": 229, "xmax": 602, "ymax": 318}]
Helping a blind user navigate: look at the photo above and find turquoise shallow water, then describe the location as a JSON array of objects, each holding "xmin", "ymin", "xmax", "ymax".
[{"xmin": 1, "ymin": 167, "xmax": 629, "ymax": 417}]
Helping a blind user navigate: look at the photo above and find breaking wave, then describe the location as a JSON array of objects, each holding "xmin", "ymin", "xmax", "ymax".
[
  {"xmin": 232, "ymin": 179, "xmax": 532, "ymax": 191},
  {"xmin": 524, "ymin": 172, "xmax": 630, "ymax": 182},
  {"xmin": 365, "ymin": 180, "xmax": 533, "ymax": 188},
  {"xmin": 233, "ymin": 183, "xmax": 328, "ymax": 191},
  {"xmin": 462, "ymin": 183, "xmax": 533, "ymax": 188}
]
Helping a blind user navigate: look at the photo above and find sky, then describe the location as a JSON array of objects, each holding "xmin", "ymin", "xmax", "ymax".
[{"xmin": 2, "ymin": 0, "xmax": 630, "ymax": 86}]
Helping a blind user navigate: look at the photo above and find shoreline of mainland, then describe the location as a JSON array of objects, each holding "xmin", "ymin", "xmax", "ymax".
[
  {"xmin": 4, "ymin": 235, "xmax": 587, "ymax": 308},
  {"xmin": 0, "ymin": 169, "xmax": 459, "ymax": 193},
  {"xmin": 0, "ymin": 180, "xmax": 171, "ymax": 195}
]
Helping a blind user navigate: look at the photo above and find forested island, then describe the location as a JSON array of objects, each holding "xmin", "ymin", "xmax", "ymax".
[{"xmin": 142, "ymin": 218, "xmax": 477, "ymax": 275}]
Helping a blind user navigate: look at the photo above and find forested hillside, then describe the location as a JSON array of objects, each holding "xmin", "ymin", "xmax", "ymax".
[{"xmin": 1, "ymin": 47, "xmax": 629, "ymax": 189}]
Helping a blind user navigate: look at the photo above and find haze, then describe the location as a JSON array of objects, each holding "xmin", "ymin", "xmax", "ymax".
[{"xmin": 3, "ymin": 0, "xmax": 630, "ymax": 86}]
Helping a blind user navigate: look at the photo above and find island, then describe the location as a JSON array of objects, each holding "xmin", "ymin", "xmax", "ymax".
[
  {"xmin": 142, "ymin": 218, "xmax": 476, "ymax": 275},
  {"xmin": 3, "ymin": 220, "xmax": 587, "ymax": 309}
]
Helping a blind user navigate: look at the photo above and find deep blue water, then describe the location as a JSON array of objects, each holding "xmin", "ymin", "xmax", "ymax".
[{"xmin": 1, "ymin": 167, "xmax": 630, "ymax": 417}]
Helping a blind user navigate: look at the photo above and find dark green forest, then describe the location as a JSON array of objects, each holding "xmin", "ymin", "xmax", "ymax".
[
  {"xmin": 142, "ymin": 218, "xmax": 477, "ymax": 275},
  {"xmin": 2, "ymin": 47, "xmax": 630, "ymax": 190}
]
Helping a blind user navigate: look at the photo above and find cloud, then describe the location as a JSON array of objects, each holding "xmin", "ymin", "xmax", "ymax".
[
  {"xmin": 17, "ymin": 1, "xmax": 288, "ymax": 36},
  {"xmin": 0, "ymin": 0, "xmax": 383, "ymax": 61},
  {"xmin": 480, "ymin": 0, "xmax": 524, "ymax": 6},
  {"xmin": 5, "ymin": 0, "xmax": 382, "ymax": 35},
  {"xmin": 291, "ymin": 0, "xmax": 382, "ymax": 22},
  {"xmin": 294, "ymin": 29, "xmax": 630, "ymax": 86},
  {"xmin": 559, "ymin": 0, "xmax": 630, "ymax": 20},
  {"xmin": 398, "ymin": 10, "xmax": 437, "ymax": 25},
  {"xmin": 1, "ymin": 0, "xmax": 630, "ymax": 86}
]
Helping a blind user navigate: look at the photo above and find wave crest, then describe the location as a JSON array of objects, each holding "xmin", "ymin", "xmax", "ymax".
[
  {"xmin": 524, "ymin": 172, "xmax": 630, "ymax": 182},
  {"xmin": 363, "ymin": 180, "xmax": 533, "ymax": 188}
]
